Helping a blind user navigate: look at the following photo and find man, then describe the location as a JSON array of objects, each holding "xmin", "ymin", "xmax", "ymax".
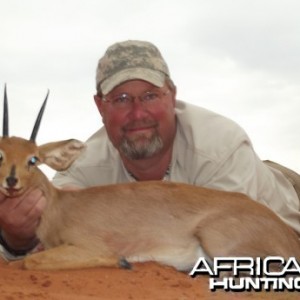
[{"xmin": 0, "ymin": 40, "xmax": 299, "ymax": 260}]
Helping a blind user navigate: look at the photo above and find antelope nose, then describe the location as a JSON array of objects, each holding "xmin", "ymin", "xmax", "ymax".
[{"xmin": 6, "ymin": 176, "xmax": 18, "ymax": 188}]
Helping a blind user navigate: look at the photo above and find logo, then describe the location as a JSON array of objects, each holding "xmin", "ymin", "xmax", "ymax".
[{"xmin": 189, "ymin": 256, "xmax": 300, "ymax": 292}]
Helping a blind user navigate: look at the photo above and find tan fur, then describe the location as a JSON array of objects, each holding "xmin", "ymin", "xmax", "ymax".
[{"xmin": 0, "ymin": 136, "xmax": 299, "ymax": 271}]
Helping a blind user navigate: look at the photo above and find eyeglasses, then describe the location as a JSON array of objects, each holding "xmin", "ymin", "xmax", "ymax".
[{"xmin": 102, "ymin": 88, "xmax": 170, "ymax": 110}]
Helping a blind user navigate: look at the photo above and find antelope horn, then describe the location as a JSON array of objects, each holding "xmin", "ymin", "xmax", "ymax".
[
  {"xmin": 3, "ymin": 84, "xmax": 9, "ymax": 137},
  {"xmin": 30, "ymin": 90, "xmax": 49, "ymax": 142}
]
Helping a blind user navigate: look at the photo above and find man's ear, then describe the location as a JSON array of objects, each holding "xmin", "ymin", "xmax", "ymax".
[
  {"xmin": 94, "ymin": 95, "xmax": 104, "ymax": 117},
  {"xmin": 171, "ymin": 85, "xmax": 177, "ymax": 106},
  {"xmin": 38, "ymin": 139, "xmax": 85, "ymax": 171}
]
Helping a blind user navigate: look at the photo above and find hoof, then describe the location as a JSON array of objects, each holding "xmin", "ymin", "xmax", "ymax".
[{"xmin": 119, "ymin": 257, "xmax": 132, "ymax": 270}]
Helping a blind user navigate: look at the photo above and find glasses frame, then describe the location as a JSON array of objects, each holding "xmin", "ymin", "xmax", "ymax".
[{"xmin": 102, "ymin": 87, "xmax": 170, "ymax": 109}]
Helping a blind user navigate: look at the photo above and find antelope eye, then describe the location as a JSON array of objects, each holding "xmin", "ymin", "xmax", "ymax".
[{"xmin": 28, "ymin": 156, "xmax": 39, "ymax": 166}]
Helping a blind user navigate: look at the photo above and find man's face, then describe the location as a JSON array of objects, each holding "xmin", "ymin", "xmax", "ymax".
[{"xmin": 94, "ymin": 80, "xmax": 177, "ymax": 160}]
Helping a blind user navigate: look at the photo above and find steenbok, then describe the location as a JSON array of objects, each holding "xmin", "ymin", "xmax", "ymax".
[{"xmin": 0, "ymin": 86, "xmax": 299, "ymax": 272}]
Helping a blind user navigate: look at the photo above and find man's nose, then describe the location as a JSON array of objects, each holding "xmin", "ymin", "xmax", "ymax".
[{"xmin": 129, "ymin": 99, "xmax": 148, "ymax": 118}]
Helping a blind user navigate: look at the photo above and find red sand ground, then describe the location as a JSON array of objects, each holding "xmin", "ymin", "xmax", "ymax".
[{"xmin": 0, "ymin": 257, "xmax": 298, "ymax": 300}]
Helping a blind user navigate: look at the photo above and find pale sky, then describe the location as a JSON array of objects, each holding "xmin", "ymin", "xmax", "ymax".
[{"xmin": 1, "ymin": 0, "xmax": 300, "ymax": 178}]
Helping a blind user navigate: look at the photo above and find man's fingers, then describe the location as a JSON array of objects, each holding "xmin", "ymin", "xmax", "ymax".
[
  {"xmin": 0, "ymin": 192, "xmax": 6, "ymax": 204},
  {"xmin": 24, "ymin": 193, "xmax": 47, "ymax": 220},
  {"xmin": 0, "ymin": 188, "xmax": 46, "ymax": 233}
]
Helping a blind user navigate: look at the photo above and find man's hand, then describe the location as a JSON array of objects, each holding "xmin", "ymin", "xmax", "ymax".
[{"xmin": 0, "ymin": 188, "xmax": 47, "ymax": 251}]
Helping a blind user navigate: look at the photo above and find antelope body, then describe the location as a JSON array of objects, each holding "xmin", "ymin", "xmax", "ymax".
[{"xmin": 0, "ymin": 87, "xmax": 300, "ymax": 271}]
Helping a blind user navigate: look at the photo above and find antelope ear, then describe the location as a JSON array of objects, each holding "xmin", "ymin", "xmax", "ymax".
[{"xmin": 38, "ymin": 139, "xmax": 85, "ymax": 171}]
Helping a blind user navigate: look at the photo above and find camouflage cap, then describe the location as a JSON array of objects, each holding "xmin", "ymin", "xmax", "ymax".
[{"xmin": 96, "ymin": 40, "xmax": 170, "ymax": 95}]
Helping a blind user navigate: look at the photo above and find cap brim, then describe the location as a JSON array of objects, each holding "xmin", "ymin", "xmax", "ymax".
[{"xmin": 100, "ymin": 68, "xmax": 165, "ymax": 95}]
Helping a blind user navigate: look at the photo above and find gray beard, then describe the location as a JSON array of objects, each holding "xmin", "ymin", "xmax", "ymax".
[{"xmin": 120, "ymin": 133, "xmax": 163, "ymax": 160}]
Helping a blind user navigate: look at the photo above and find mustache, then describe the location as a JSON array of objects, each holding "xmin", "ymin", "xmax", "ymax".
[{"xmin": 122, "ymin": 119, "xmax": 158, "ymax": 131}]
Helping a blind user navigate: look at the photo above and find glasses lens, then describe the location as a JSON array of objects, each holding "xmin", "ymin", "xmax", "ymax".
[
  {"xmin": 112, "ymin": 94, "xmax": 131, "ymax": 106},
  {"xmin": 141, "ymin": 91, "xmax": 160, "ymax": 102}
]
